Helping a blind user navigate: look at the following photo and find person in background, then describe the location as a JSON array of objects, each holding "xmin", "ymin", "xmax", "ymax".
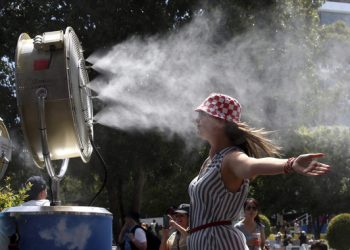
[
  {"xmin": 274, "ymin": 232, "xmax": 282, "ymax": 249},
  {"xmin": 299, "ymin": 230, "xmax": 307, "ymax": 246},
  {"xmin": 294, "ymin": 220, "xmax": 300, "ymax": 235},
  {"xmin": 118, "ymin": 211, "xmax": 147, "ymax": 250},
  {"xmin": 283, "ymin": 234, "xmax": 293, "ymax": 247},
  {"xmin": 310, "ymin": 240, "xmax": 328, "ymax": 250},
  {"xmin": 160, "ymin": 204, "xmax": 189, "ymax": 250},
  {"xmin": 21, "ymin": 176, "xmax": 50, "ymax": 206},
  {"xmin": 188, "ymin": 93, "xmax": 331, "ymax": 250},
  {"xmin": 150, "ymin": 219, "xmax": 160, "ymax": 237},
  {"xmin": 235, "ymin": 198, "xmax": 266, "ymax": 250}
]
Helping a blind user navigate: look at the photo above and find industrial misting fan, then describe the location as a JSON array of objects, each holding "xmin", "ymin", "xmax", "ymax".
[
  {"xmin": 3, "ymin": 27, "xmax": 112, "ymax": 250},
  {"xmin": 0, "ymin": 117, "xmax": 11, "ymax": 180},
  {"xmin": 15, "ymin": 27, "xmax": 93, "ymax": 205}
]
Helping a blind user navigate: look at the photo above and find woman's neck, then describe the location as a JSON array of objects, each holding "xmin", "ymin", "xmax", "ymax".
[
  {"xmin": 205, "ymin": 124, "xmax": 233, "ymax": 158},
  {"xmin": 209, "ymin": 143, "xmax": 232, "ymax": 158},
  {"xmin": 243, "ymin": 217, "xmax": 257, "ymax": 232},
  {"xmin": 244, "ymin": 217, "xmax": 256, "ymax": 225}
]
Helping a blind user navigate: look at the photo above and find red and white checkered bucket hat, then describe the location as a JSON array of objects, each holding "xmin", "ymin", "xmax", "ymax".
[{"xmin": 195, "ymin": 93, "xmax": 241, "ymax": 123}]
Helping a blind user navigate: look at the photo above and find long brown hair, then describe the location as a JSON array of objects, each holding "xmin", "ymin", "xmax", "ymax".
[{"xmin": 224, "ymin": 122, "xmax": 281, "ymax": 158}]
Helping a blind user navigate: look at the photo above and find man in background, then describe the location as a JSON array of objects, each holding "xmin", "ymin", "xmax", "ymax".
[
  {"xmin": 150, "ymin": 219, "xmax": 160, "ymax": 237},
  {"xmin": 21, "ymin": 176, "xmax": 50, "ymax": 206}
]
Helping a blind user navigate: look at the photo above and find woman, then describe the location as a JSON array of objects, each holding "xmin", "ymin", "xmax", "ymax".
[
  {"xmin": 188, "ymin": 93, "xmax": 331, "ymax": 250},
  {"xmin": 235, "ymin": 198, "xmax": 266, "ymax": 250},
  {"xmin": 160, "ymin": 204, "xmax": 189, "ymax": 250},
  {"xmin": 118, "ymin": 211, "xmax": 147, "ymax": 250}
]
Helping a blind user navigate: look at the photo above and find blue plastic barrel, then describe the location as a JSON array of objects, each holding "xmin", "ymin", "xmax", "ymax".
[{"xmin": 3, "ymin": 206, "xmax": 113, "ymax": 250}]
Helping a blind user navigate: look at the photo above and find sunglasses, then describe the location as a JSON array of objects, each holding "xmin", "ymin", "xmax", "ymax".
[{"xmin": 245, "ymin": 206, "xmax": 257, "ymax": 211}]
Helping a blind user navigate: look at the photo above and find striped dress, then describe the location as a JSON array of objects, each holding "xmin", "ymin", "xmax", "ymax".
[{"xmin": 188, "ymin": 147, "xmax": 249, "ymax": 250}]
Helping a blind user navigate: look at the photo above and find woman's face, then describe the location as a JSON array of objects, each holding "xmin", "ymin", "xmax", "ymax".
[
  {"xmin": 195, "ymin": 111, "xmax": 225, "ymax": 140},
  {"xmin": 244, "ymin": 201, "xmax": 258, "ymax": 219},
  {"xmin": 174, "ymin": 213, "xmax": 189, "ymax": 228}
]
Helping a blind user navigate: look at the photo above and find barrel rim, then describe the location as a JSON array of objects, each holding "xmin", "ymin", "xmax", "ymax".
[{"xmin": 3, "ymin": 205, "xmax": 112, "ymax": 216}]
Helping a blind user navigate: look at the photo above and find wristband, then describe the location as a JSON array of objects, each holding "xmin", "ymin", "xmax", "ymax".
[{"xmin": 284, "ymin": 157, "xmax": 295, "ymax": 174}]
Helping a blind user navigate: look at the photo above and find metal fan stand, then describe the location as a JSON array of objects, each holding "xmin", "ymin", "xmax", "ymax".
[{"xmin": 36, "ymin": 87, "xmax": 68, "ymax": 206}]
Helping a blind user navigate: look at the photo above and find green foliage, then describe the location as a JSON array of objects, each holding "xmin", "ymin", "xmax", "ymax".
[
  {"xmin": 0, "ymin": 176, "xmax": 29, "ymax": 211},
  {"xmin": 0, "ymin": 58, "xmax": 17, "ymax": 127},
  {"xmin": 259, "ymin": 214, "xmax": 271, "ymax": 238},
  {"xmin": 327, "ymin": 213, "xmax": 350, "ymax": 250},
  {"xmin": 254, "ymin": 126, "xmax": 350, "ymax": 239}
]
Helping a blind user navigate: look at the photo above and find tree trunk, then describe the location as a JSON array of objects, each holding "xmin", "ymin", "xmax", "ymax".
[
  {"xmin": 131, "ymin": 163, "xmax": 146, "ymax": 213},
  {"xmin": 312, "ymin": 215, "xmax": 325, "ymax": 240},
  {"xmin": 106, "ymin": 174, "xmax": 124, "ymax": 243}
]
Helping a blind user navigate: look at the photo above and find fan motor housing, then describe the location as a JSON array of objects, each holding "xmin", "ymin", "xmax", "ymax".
[{"xmin": 15, "ymin": 27, "xmax": 93, "ymax": 168}]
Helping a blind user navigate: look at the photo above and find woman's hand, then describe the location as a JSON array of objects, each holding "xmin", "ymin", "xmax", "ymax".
[{"xmin": 292, "ymin": 153, "xmax": 331, "ymax": 176}]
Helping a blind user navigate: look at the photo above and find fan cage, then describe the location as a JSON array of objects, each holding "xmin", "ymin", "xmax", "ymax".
[{"xmin": 65, "ymin": 27, "xmax": 93, "ymax": 161}]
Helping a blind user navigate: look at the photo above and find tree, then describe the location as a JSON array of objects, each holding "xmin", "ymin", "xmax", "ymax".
[
  {"xmin": 327, "ymin": 213, "xmax": 350, "ymax": 250},
  {"xmin": 0, "ymin": 0, "xmax": 203, "ymax": 241},
  {"xmin": 0, "ymin": 58, "xmax": 17, "ymax": 126},
  {"xmin": 254, "ymin": 126, "xmax": 350, "ymax": 239},
  {"xmin": 0, "ymin": 176, "xmax": 29, "ymax": 210},
  {"xmin": 1, "ymin": 0, "xmax": 350, "ymax": 243},
  {"xmin": 87, "ymin": 125, "xmax": 203, "ymax": 236}
]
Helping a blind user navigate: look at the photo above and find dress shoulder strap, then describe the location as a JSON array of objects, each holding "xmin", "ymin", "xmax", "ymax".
[
  {"xmin": 218, "ymin": 146, "xmax": 242, "ymax": 157},
  {"xmin": 209, "ymin": 146, "xmax": 242, "ymax": 169}
]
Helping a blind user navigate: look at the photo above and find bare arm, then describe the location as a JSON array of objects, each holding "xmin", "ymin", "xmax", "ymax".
[
  {"xmin": 224, "ymin": 151, "xmax": 331, "ymax": 180},
  {"xmin": 169, "ymin": 217, "xmax": 188, "ymax": 237},
  {"xmin": 128, "ymin": 232, "xmax": 147, "ymax": 250},
  {"xmin": 118, "ymin": 223, "xmax": 129, "ymax": 244},
  {"xmin": 260, "ymin": 228, "xmax": 266, "ymax": 249}
]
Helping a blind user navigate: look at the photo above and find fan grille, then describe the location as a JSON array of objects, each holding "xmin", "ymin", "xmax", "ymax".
[{"xmin": 65, "ymin": 27, "xmax": 93, "ymax": 162}]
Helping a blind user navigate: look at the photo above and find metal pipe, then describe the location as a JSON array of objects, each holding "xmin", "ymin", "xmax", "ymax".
[{"xmin": 36, "ymin": 87, "xmax": 69, "ymax": 206}]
